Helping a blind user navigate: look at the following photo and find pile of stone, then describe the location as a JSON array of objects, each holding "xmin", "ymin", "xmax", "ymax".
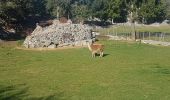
[
  {"xmin": 23, "ymin": 19, "xmax": 94, "ymax": 48},
  {"xmin": 141, "ymin": 40, "xmax": 170, "ymax": 46}
]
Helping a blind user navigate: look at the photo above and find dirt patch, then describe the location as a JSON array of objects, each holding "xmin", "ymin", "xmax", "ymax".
[
  {"xmin": 0, "ymin": 41, "xmax": 18, "ymax": 47},
  {"xmin": 0, "ymin": 41, "xmax": 87, "ymax": 51},
  {"xmin": 16, "ymin": 46, "xmax": 87, "ymax": 51}
]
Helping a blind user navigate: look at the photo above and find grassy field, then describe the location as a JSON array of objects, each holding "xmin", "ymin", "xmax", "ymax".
[
  {"xmin": 97, "ymin": 24, "xmax": 170, "ymax": 35},
  {"xmin": 0, "ymin": 41, "xmax": 170, "ymax": 100}
]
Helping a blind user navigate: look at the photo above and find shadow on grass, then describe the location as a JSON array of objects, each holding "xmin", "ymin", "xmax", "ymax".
[
  {"xmin": 154, "ymin": 68, "xmax": 170, "ymax": 75},
  {"xmin": 95, "ymin": 53, "xmax": 110, "ymax": 57},
  {"xmin": 103, "ymin": 54, "xmax": 110, "ymax": 57},
  {"xmin": 151, "ymin": 65, "xmax": 170, "ymax": 75},
  {"xmin": 0, "ymin": 84, "xmax": 28, "ymax": 100},
  {"xmin": 0, "ymin": 84, "xmax": 66, "ymax": 100}
]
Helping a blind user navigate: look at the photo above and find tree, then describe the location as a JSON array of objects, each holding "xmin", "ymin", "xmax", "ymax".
[
  {"xmin": 0, "ymin": 0, "xmax": 19, "ymax": 27},
  {"xmin": 71, "ymin": 3, "xmax": 90, "ymax": 22},
  {"xmin": 165, "ymin": 0, "xmax": 170, "ymax": 20},
  {"xmin": 0, "ymin": 0, "xmax": 47, "ymax": 29},
  {"xmin": 107, "ymin": 0, "xmax": 128, "ymax": 23},
  {"xmin": 0, "ymin": 0, "xmax": 168, "ymax": 31},
  {"xmin": 91, "ymin": 0, "xmax": 108, "ymax": 21},
  {"xmin": 46, "ymin": 0, "xmax": 73, "ymax": 19},
  {"xmin": 138, "ymin": 0, "xmax": 166, "ymax": 24}
]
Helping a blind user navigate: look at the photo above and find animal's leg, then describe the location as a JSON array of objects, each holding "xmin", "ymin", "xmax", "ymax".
[
  {"xmin": 99, "ymin": 52, "xmax": 102, "ymax": 57},
  {"xmin": 92, "ymin": 52, "xmax": 95, "ymax": 58},
  {"xmin": 91, "ymin": 53, "xmax": 93, "ymax": 57},
  {"xmin": 92, "ymin": 52, "xmax": 94, "ymax": 57},
  {"xmin": 100, "ymin": 52, "xmax": 104, "ymax": 57}
]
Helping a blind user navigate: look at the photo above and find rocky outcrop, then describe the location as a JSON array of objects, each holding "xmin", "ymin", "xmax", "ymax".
[{"xmin": 23, "ymin": 20, "xmax": 94, "ymax": 48}]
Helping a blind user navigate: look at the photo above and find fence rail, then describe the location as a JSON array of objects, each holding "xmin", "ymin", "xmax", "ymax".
[
  {"xmin": 102, "ymin": 30, "xmax": 170, "ymax": 42},
  {"xmin": 95, "ymin": 24, "xmax": 170, "ymax": 42}
]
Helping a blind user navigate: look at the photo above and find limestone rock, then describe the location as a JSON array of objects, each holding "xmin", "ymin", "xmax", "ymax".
[
  {"xmin": 23, "ymin": 19, "xmax": 94, "ymax": 48},
  {"xmin": 48, "ymin": 44, "xmax": 57, "ymax": 48}
]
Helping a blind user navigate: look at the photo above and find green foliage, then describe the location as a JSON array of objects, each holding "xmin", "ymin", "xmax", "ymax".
[
  {"xmin": 71, "ymin": 4, "xmax": 90, "ymax": 22},
  {"xmin": 138, "ymin": 0, "xmax": 166, "ymax": 24},
  {"xmin": 91, "ymin": 0, "xmax": 108, "ymax": 21},
  {"xmin": 0, "ymin": 0, "xmax": 169, "ymax": 30},
  {"xmin": 17, "ymin": 39, "xmax": 25, "ymax": 46},
  {"xmin": 107, "ymin": 0, "xmax": 128, "ymax": 22},
  {"xmin": 0, "ymin": 0, "xmax": 47, "ymax": 29},
  {"xmin": 165, "ymin": 0, "xmax": 170, "ymax": 19}
]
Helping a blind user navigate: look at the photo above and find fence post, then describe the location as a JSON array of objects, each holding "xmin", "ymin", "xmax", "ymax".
[
  {"xmin": 155, "ymin": 33, "xmax": 157, "ymax": 41},
  {"xmin": 143, "ymin": 32, "xmax": 144, "ymax": 40},
  {"xmin": 163, "ymin": 33, "xmax": 165, "ymax": 42},
  {"xmin": 160, "ymin": 33, "xmax": 163, "ymax": 41},
  {"xmin": 112, "ymin": 26, "xmax": 114, "ymax": 36},
  {"xmin": 107, "ymin": 29, "xmax": 109, "ymax": 35},
  {"xmin": 157, "ymin": 33, "xmax": 159, "ymax": 41},
  {"xmin": 149, "ymin": 32, "xmax": 150, "ymax": 40},
  {"xmin": 116, "ymin": 28, "xmax": 117, "ymax": 37}
]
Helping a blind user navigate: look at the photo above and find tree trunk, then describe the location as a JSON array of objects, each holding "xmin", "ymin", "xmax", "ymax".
[{"xmin": 130, "ymin": 4, "xmax": 136, "ymax": 40}]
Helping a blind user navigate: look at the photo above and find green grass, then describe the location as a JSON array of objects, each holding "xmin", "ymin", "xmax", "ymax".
[{"xmin": 0, "ymin": 41, "xmax": 170, "ymax": 100}]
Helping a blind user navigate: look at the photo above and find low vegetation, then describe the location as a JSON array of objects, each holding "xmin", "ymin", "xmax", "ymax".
[{"xmin": 0, "ymin": 41, "xmax": 170, "ymax": 99}]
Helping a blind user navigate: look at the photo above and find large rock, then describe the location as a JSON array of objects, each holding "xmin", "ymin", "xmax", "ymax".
[{"xmin": 23, "ymin": 19, "xmax": 94, "ymax": 48}]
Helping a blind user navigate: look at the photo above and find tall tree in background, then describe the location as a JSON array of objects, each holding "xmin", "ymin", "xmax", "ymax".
[
  {"xmin": 125, "ymin": 0, "xmax": 145, "ymax": 23},
  {"xmin": 138, "ymin": 0, "xmax": 166, "ymax": 24},
  {"xmin": 165, "ymin": 0, "xmax": 170, "ymax": 20},
  {"xmin": 91, "ymin": 0, "xmax": 108, "ymax": 21},
  {"xmin": 0, "ymin": 0, "xmax": 169, "ymax": 31},
  {"xmin": 0, "ymin": 0, "xmax": 47, "ymax": 29},
  {"xmin": 107, "ymin": 0, "xmax": 128, "ymax": 23},
  {"xmin": 71, "ymin": 3, "xmax": 90, "ymax": 22},
  {"xmin": 46, "ymin": 0, "xmax": 73, "ymax": 19},
  {"xmin": 0, "ymin": 1, "xmax": 18, "ymax": 27},
  {"xmin": 46, "ymin": 0, "xmax": 62, "ymax": 18}
]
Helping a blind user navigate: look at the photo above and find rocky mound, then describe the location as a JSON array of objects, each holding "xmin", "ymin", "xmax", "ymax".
[{"xmin": 23, "ymin": 20, "xmax": 94, "ymax": 48}]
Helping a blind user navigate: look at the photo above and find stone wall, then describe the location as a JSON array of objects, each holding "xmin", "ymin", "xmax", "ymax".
[{"xmin": 23, "ymin": 20, "xmax": 94, "ymax": 48}]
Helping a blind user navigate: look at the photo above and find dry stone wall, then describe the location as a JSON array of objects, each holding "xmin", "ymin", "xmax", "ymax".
[{"xmin": 23, "ymin": 20, "xmax": 94, "ymax": 48}]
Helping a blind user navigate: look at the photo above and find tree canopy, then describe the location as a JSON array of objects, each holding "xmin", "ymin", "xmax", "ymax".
[{"xmin": 0, "ymin": 0, "xmax": 169, "ymax": 30}]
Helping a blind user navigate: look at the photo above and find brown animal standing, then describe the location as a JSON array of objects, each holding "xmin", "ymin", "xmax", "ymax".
[{"xmin": 87, "ymin": 42, "xmax": 104, "ymax": 57}]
